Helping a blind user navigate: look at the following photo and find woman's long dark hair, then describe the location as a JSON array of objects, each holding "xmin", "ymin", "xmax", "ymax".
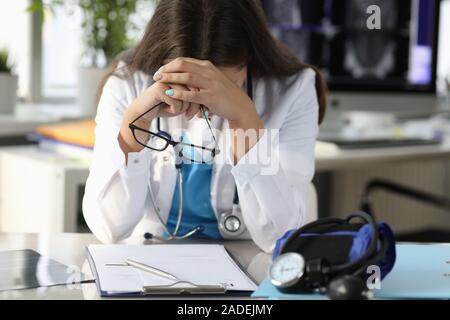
[{"xmin": 99, "ymin": 0, "xmax": 327, "ymax": 123}]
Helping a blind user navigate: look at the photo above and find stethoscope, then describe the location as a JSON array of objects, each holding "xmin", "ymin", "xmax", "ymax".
[{"xmin": 144, "ymin": 73, "xmax": 253, "ymax": 241}]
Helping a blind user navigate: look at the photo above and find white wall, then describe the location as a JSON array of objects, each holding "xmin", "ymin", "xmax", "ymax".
[{"xmin": 0, "ymin": 0, "xmax": 31, "ymax": 98}]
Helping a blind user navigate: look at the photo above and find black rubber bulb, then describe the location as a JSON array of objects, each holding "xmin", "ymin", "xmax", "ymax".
[{"xmin": 327, "ymin": 275, "xmax": 373, "ymax": 300}]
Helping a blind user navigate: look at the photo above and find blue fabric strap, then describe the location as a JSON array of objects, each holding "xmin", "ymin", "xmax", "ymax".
[{"xmin": 166, "ymin": 161, "xmax": 222, "ymax": 240}]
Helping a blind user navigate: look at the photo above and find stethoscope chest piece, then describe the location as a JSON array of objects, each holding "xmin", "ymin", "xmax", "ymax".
[{"xmin": 219, "ymin": 204, "xmax": 246, "ymax": 238}]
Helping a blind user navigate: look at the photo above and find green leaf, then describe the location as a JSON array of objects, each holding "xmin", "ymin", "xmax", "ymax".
[
  {"xmin": 26, "ymin": 0, "xmax": 44, "ymax": 12},
  {"xmin": 0, "ymin": 49, "xmax": 12, "ymax": 73}
]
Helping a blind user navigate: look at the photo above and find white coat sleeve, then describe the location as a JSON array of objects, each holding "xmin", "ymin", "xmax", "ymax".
[
  {"xmin": 82, "ymin": 72, "xmax": 153, "ymax": 243},
  {"xmin": 230, "ymin": 69, "xmax": 319, "ymax": 253}
]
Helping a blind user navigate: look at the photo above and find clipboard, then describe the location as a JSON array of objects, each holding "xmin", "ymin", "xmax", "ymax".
[
  {"xmin": 86, "ymin": 244, "xmax": 257, "ymax": 297},
  {"xmin": 87, "ymin": 253, "xmax": 226, "ymax": 296},
  {"xmin": 141, "ymin": 282, "xmax": 227, "ymax": 295}
]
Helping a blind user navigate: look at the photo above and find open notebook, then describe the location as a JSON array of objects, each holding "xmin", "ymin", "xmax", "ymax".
[{"xmin": 87, "ymin": 244, "xmax": 257, "ymax": 297}]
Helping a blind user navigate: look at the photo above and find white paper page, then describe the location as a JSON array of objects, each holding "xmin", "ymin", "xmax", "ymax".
[{"xmin": 88, "ymin": 244, "xmax": 257, "ymax": 294}]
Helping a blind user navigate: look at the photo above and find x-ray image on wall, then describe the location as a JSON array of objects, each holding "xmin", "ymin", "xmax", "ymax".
[
  {"xmin": 261, "ymin": 0, "xmax": 437, "ymax": 91},
  {"xmin": 261, "ymin": 0, "xmax": 324, "ymax": 65},
  {"xmin": 344, "ymin": 0, "xmax": 398, "ymax": 79},
  {"xmin": 263, "ymin": 0, "xmax": 303, "ymax": 24}
]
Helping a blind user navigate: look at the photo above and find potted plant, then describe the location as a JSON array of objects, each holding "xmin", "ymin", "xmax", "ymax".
[
  {"xmin": 0, "ymin": 49, "xmax": 18, "ymax": 115},
  {"xmin": 28, "ymin": 0, "xmax": 144, "ymax": 115}
]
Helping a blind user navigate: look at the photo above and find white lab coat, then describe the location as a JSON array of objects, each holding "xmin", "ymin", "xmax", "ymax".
[{"xmin": 82, "ymin": 62, "xmax": 319, "ymax": 253}]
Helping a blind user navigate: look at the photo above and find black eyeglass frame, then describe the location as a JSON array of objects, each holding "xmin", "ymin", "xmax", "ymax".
[{"xmin": 128, "ymin": 102, "xmax": 220, "ymax": 163}]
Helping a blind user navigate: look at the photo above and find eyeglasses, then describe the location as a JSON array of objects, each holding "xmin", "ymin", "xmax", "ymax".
[{"xmin": 129, "ymin": 102, "xmax": 221, "ymax": 164}]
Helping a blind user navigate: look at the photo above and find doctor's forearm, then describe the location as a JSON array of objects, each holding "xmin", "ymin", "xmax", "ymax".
[
  {"xmin": 228, "ymin": 105, "xmax": 265, "ymax": 164},
  {"xmin": 119, "ymin": 103, "xmax": 153, "ymax": 161}
]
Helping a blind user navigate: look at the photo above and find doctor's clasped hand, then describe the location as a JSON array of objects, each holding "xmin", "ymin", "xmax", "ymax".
[
  {"xmin": 119, "ymin": 80, "xmax": 200, "ymax": 157},
  {"xmin": 153, "ymin": 57, "xmax": 265, "ymax": 162}
]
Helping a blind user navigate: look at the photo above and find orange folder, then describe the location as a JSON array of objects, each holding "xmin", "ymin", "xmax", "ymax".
[{"xmin": 35, "ymin": 120, "xmax": 95, "ymax": 148}]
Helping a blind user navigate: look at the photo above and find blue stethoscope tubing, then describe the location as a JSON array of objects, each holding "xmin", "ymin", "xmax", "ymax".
[{"xmin": 144, "ymin": 72, "xmax": 253, "ymax": 241}]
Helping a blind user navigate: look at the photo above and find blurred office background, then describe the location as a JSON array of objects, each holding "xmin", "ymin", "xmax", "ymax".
[{"xmin": 0, "ymin": 0, "xmax": 450, "ymax": 241}]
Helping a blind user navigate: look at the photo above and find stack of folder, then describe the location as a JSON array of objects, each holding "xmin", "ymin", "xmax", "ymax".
[{"xmin": 34, "ymin": 120, "xmax": 95, "ymax": 161}]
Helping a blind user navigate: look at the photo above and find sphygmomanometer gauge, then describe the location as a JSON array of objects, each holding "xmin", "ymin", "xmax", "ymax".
[{"xmin": 269, "ymin": 252, "xmax": 305, "ymax": 289}]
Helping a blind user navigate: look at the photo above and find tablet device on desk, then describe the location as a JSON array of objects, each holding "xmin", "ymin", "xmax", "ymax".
[{"xmin": 0, "ymin": 249, "xmax": 92, "ymax": 291}]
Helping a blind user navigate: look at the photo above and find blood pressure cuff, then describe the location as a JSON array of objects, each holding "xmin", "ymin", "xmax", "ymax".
[{"xmin": 272, "ymin": 222, "xmax": 396, "ymax": 281}]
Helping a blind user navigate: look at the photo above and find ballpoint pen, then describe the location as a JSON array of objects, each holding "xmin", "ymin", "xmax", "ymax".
[
  {"xmin": 125, "ymin": 259, "xmax": 178, "ymax": 281},
  {"xmin": 106, "ymin": 259, "xmax": 178, "ymax": 281}
]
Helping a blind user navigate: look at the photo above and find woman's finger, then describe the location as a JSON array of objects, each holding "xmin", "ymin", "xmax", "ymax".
[
  {"xmin": 185, "ymin": 86, "xmax": 201, "ymax": 120},
  {"xmin": 169, "ymin": 84, "xmax": 191, "ymax": 114},
  {"xmin": 176, "ymin": 57, "xmax": 212, "ymax": 67},
  {"xmin": 168, "ymin": 88, "xmax": 206, "ymax": 105},
  {"xmin": 156, "ymin": 87, "xmax": 184, "ymax": 115},
  {"xmin": 155, "ymin": 57, "xmax": 210, "ymax": 78},
  {"xmin": 157, "ymin": 72, "xmax": 209, "ymax": 89}
]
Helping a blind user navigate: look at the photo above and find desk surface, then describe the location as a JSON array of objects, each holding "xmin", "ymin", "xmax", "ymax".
[
  {"xmin": 315, "ymin": 138, "xmax": 450, "ymax": 171},
  {"xmin": 0, "ymin": 233, "xmax": 271, "ymax": 300},
  {"xmin": 5, "ymin": 139, "xmax": 450, "ymax": 174},
  {"xmin": 0, "ymin": 104, "xmax": 86, "ymax": 137}
]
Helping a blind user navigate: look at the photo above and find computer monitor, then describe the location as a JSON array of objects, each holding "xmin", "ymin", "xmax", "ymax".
[{"xmin": 262, "ymin": 0, "xmax": 441, "ymax": 117}]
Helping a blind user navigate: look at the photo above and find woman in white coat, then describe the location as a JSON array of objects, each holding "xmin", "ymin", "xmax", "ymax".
[{"xmin": 82, "ymin": 0, "xmax": 327, "ymax": 253}]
